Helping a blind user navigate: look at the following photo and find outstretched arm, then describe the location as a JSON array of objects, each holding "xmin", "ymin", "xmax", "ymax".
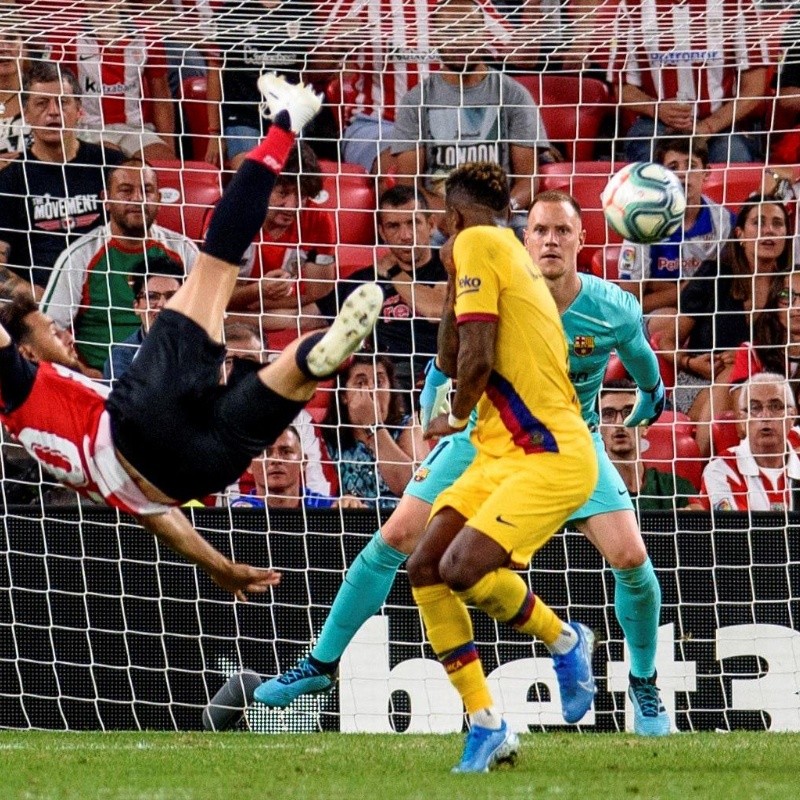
[
  {"xmin": 138, "ymin": 508, "xmax": 281, "ymax": 602},
  {"xmin": 615, "ymin": 311, "xmax": 665, "ymax": 427}
]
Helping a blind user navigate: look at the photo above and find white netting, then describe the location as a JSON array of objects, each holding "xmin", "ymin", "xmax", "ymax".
[{"xmin": 1, "ymin": 0, "xmax": 800, "ymax": 733}]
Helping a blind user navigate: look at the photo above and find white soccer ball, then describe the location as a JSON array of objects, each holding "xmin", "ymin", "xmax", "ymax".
[{"xmin": 601, "ymin": 162, "xmax": 686, "ymax": 244}]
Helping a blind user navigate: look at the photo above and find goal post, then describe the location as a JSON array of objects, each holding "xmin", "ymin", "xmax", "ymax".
[
  {"xmin": 1, "ymin": 0, "xmax": 799, "ymax": 735},
  {"xmin": 2, "ymin": 507, "xmax": 799, "ymax": 733}
]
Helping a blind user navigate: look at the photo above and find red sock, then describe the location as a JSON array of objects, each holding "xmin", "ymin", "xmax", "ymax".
[{"xmin": 246, "ymin": 124, "xmax": 295, "ymax": 173}]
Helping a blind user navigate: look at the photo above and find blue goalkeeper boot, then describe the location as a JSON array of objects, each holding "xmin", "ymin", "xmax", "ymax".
[
  {"xmin": 628, "ymin": 672, "xmax": 671, "ymax": 736},
  {"xmin": 552, "ymin": 621, "xmax": 596, "ymax": 724},
  {"xmin": 253, "ymin": 658, "xmax": 337, "ymax": 708},
  {"xmin": 452, "ymin": 720, "xmax": 520, "ymax": 774}
]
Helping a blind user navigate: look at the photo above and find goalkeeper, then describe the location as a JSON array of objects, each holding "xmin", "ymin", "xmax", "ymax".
[
  {"xmin": 257, "ymin": 189, "xmax": 669, "ymax": 739},
  {"xmin": 0, "ymin": 75, "xmax": 382, "ymax": 602}
]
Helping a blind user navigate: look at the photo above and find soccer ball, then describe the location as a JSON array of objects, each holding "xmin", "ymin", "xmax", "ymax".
[{"xmin": 601, "ymin": 162, "xmax": 686, "ymax": 244}]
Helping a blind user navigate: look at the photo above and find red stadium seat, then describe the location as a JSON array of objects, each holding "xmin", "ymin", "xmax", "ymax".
[
  {"xmin": 591, "ymin": 245, "xmax": 620, "ymax": 281},
  {"xmin": 149, "ymin": 160, "xmax": 223, "ymax": 243},
  {"xmin": 513, "ymin": 75, "xmax": 612, "ymax": 162},
  {"xmin": 317, "ymin": 160, "xmax": 377, "ymax": 246},
  {"xmin": 703, "ymin": 163, "xmax": 765, "ymax": 210},
  {"xmin": 181, "ymin": 76, "xmax": 213, "ymax": 161},
  {"xmin": 335, "ymin": 244, "xmax": 389, "ymax": 278},
  {"xmin": 649, "ymin": 330, "xmax": 676, "ymax": 390},
  {"xmin": 539, "ymin": 162, "xmax": 627, "ymax": 270},
  {"xmin": 711, "ymin": 410, "xmax": 741, "ymax": 456},
  {"xmin": 642, "ymin": 422, "xmax": 704, "ymax": 491}
]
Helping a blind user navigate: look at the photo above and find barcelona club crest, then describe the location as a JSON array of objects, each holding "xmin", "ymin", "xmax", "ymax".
[{"xmin": 573, "ymin": 335, "xmax": 595, "ymax": 357}]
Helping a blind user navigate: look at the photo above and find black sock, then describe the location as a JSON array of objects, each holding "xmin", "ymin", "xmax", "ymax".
[
  {"xmin": 308, "ymin": 654, "xmax": 338, "ymax": 675},
  {"xmin": 294, "ymin": 332, "xmax": 326, "ymax": 379},
  {"xmin": 201, "ymin": 122, "xmax": 294, "ymax": 265}
]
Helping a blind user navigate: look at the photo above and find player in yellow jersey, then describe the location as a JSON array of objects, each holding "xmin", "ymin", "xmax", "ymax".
[{"xmin": 406, "ymin": 162, "xmax": 599, "ymax": 773}]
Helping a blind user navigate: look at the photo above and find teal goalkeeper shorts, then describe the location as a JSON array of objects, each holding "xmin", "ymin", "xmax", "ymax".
[
  {"xmin": 567, "ymin": 429, "xmax": 634, "ymax": 522},
  {"xmin": 405, "ymin": 427, "xmax": 634, "ymax": 518},
  {"xmin": 404, "ymin": 428, "xmax": 477, "ymax": 506}
]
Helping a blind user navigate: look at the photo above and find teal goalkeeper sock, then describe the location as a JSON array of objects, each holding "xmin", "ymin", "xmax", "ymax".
[
  {"xmin": 612, "ymin": 557, "xmax": 661, "ymax": 679},
  {"xmin": 311, "ymin": 530, "xmax": 408, "ymax": 665}
]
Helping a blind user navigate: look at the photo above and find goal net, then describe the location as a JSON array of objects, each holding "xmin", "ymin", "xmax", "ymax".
[{"xmin": 1, "ymin": 0, "xmax": 799, "ymax": 733}]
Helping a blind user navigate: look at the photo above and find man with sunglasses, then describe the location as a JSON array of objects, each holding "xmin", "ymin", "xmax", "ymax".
[
  {"xmin": 41, "ymin": 160, "xmax": 199, "ymax": 373},
  {"xmin": 102, "ymin": 255, "xmax": 183, "ymax": 382}
]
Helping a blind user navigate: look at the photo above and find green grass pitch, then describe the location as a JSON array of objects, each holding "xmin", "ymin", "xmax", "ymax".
[{"xmin": 1, "ymin": 731, "xmax": 798, "ymax": 800}]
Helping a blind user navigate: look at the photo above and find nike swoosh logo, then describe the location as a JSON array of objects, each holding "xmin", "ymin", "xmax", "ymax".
[
  {"xmin": 79, "ymin": 54, "xmax": 95, "ymax": 60},
  {"xmin": 495, "ymin": 515, "xmax": 516, "ymax": 527},
  {"xmin": 578, "ymin": 677, "xmax": 596, "ymax": 694},
  {"xmin": 617, "ymin": 488, "xmax": 627, "ymax": 496}
]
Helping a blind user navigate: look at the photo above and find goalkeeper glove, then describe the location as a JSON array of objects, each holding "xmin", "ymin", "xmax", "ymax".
[
  {"xmin": 624, "ymin": 377, "xmax": 666, "ymax": 427},
  {"xmin": 419, "ymin": 358, "xmax": 452, "ymax": 432}
]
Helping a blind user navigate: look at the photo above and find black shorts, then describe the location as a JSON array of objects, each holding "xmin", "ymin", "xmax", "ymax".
[{"xmin": 106, "ymin": 310, "xmax": 304, "ymax": 502}]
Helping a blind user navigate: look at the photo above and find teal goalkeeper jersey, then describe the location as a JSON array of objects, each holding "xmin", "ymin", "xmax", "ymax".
[{"xmin": 561, "ymin": 274, "xmax": 660, "ymax": 429}]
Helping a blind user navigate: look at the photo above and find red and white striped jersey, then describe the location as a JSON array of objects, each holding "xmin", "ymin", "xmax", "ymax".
[
  {"xmin": 46, "ymin": 28, "xmax": 168, "ymax": 130},
  {"xmin": 608, "ymin": 0, "xmax": 772, "ymax": 119},
  {"xmin": 1, "ymin": 361, "xmax": 173, "ymax": 517},
  {"xmin": 697, "ymin": 436, "xmax": 800, "ymax": 512},
  {"xmin": 319, "ymin": 0, "xmax": 511, "ymax": 123}
]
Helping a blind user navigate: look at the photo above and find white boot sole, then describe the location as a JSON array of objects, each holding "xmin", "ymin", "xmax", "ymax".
[{"xmin": 306, "ymin": 283, "xmax": 383, "ymax": 378}]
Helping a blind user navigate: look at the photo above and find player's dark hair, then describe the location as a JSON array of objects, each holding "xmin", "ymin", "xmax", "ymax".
[
  {"xmin": 22, "ymin": 60, "xmax": 80, "ymax": 107},
  {"xmin": 129, "ymin": 254, "xmax": 185, "ymax": 299},
  {"xmin": 445, "ymin": 161, "xmax": 510, "ymax": 213},
  {"xmin": 323, "ymin": 354, "xmax": 406, "ymax": 452},
  {"xmin": 276, "ymin": 141, "xmax": 323, "ymax": 200},
  {"xmin": 727, "ymin": 193, "xmax": 792, "ymax": 303},
  {"xmin": 530, "ymin": 190, "xmax": 582, "ymax": 217},
  {"xmin": 654, "ymin": 136, "xmax": 709, "ymax": 169},
  {"xmin": 0, "ymin": 295, "xmax": 39, "ymax": 343},
  {"xmin": 379, "ymin": 184, "xmax": 429, "ymax": 213}
]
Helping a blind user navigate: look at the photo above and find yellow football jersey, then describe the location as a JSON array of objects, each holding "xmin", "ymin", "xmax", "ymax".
[{"xmin": 453, "ymin": 225, "xmax": 586, "ymax": 459}]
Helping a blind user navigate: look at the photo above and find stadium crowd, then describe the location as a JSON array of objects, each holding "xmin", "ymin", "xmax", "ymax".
[{"xmin": 1, "ymin": 0, "xmax": 800, "ymax": 513}]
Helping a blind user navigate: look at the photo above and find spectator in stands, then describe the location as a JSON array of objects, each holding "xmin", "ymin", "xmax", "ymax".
[
  {"xmin": 212, "ymin": 0, "xmax": 340, "ymax": 168},
  {"xmin": 727, "ymin": 270, "xmax": 800, "ymax": 409},
  {"xmin": 390, "ymin": 0, "xmax": 548, "ymax": 237},
  {"xmin": 600, "ymin": 379, "xmax": 700, "ymax": 512},
  {"xmin": 0, "ymin": 20, "xmax": 29, "ymax": 159},
  {"xmin": 45, "ymin": 2, "xmax": 176, "ymax": 160},
  {"xmin": 227, "ymin": 142, "xmax": 335, "ymax": 336},
  {"xmin": 322, "ymin": 354, "xmax": 424, "ymax": 510},
  {"xmin": 662, "ymin": 194, "xmax": 792, "ymax": 457},
  {"xmin": 220, "ymin": 319, "xmax": 331, "ymax": 497},
  {"xmin": 102, "ymin": 257, "xmax": 184, "ymax": 381},
  {"xmin": 617, "ymin": 137, "xmax": 734, "ymax": 338},
  {"xmin": 613, "ymin": 0, "xmax": 771, "ymax": 163},
  {"xmin": 321, "ymin": 0, "xmax": 531, "ymax": 177},
  {"xmin": 229, "ymin": 425, "xmax": 362, "ymax": 510},
  {"xmin": 316, "ymin": 186, "xmax": 447, "ymax": 394},
  {"xmin": 41, "ymin": 160, "xmax": 198, "ymax": 372},
  {"xmin": 0, "ymin": 61, "xmax": 125, "ymax": 297},
  {"xmin": 697, "ymin": 373, "xmax": 800, "ymax": 511}
]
